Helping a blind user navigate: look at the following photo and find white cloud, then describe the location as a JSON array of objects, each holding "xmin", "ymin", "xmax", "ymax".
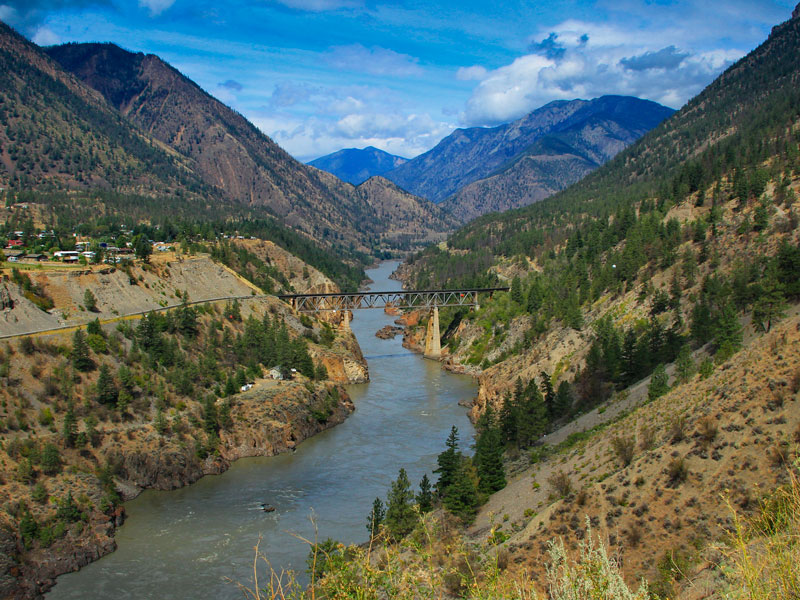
[
  {"xmin": 461, "ymin": 20, "xmax": 747, "ymax": 126},
  {"xmin": 138, "ymin": 0, "xmax": 175, "ymax": 16},
  {"xmin": 31, "ymin": 25, "xmax": 60, "ymax": 44},
  {"xmin": 456, "ymin": 65, "xmax": 487, "ymax": 81},
  {"xmin": 324, "ymin": 44, "xmax": 423, "ymax": 77},
  {"xmin": 252, "ymin": 107, "xmax": 454, "ymax": 161}
]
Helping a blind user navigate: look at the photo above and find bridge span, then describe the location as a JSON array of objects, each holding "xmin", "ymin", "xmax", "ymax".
[{"xmin": 278, "ymin": 287, "xmax": 508, "ymax": 360}]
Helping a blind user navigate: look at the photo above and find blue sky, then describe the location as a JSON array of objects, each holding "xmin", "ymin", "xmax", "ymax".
[{"xmin": 1, "ymin": 0, "xmax": 795, "ymax": 161}]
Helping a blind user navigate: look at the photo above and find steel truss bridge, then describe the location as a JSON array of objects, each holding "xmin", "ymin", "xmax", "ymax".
[{"xmin": 277, "ymin": 288, "xmax": 509, "ymax": 313}]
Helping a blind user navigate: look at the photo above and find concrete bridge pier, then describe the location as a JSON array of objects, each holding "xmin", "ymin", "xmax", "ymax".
[
  {"xmin": 340, "ymin": 309, "xmax": 351, "ymax": 331},
  {"xmin": 424, "ymin": 306, "xmax": 441, "ymax": 360}
]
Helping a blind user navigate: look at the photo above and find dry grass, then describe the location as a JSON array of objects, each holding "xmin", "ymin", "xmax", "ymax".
[{"xmin": 720, "ymin": 462, "xmax": 800, "ymax": 599}]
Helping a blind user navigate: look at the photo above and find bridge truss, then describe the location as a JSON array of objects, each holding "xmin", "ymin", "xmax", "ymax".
[{"xmin": 278, "ymin": 288, "xmax": 508, "ymax": 313}]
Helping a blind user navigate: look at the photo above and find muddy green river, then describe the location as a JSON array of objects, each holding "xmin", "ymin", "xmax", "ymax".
[{"xmin": 48, "ymin": 261, "xmax": 477, "ymax": 599}]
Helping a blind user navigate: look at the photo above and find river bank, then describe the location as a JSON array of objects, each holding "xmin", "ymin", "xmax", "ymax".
[{"xmin": 44, "ymin": 261, "xmax": 476, "ymax": 600}]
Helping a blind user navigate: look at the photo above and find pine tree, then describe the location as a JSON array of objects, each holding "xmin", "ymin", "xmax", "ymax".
[
  {"xmin": 715, "ymin": 300, "xmax": 743, "ymax": 356},
  {"xmin": 510, "ymin": 275, "xmax": 524, "ymax": 304},
  {"xmin": 434, "ymin": 426, "xmax": 461, "ymax": 496},
  {"xmin": 554, "ymin": 381, "xmax": 573, "ymax": 416},
  {"xmin": 71, "ymin": 329, "xmax": 94, "ymax": 372},
  {"xmin": 366, "ymin": 497, "xmax": 385, "ymax": 539},
  {"xmin": 474, "ymin": 406, "xmax": 506, "ymax": 494},
  {"xmin": 648, "ymin": 364, "xmax": 670, "ymax": 401},
  {"xmin": 96, "ymin": 364, "xmax": 118, "ymax": 405},
  {"xmin": 752, "ymin": 264, "xmax": 786, "ymax": 333},
  {"xmin": 540, "ymin": 371, "xmax": 555, "ymax": 418},
  {"xmin": 442, "ymin": 458, "xmax": 479, "ymax": 522},
  {"xmin": 675, "ymin": 345, "xmax": 696, "ymax": 384},
  {"xmin": 416, "ymin": 474, "xmax": 433, "ymax": 513},
  {"xmin": 499, "ymin": 393, "xmax": 518, "ymax": 446},
  {"xmin": 384, "ymin": 468, "xmax": 418, "ymax": 539},
  {"xmin": 83, "ymin": 289, "xmax": 98, "ymax": 312},
  {"xmin": 517, "ymin": 379, "xmax": 548, "ymax": 447},
  {"xmin": 62, "ymin": 402, "xmax": 77, "ymax": 448}
]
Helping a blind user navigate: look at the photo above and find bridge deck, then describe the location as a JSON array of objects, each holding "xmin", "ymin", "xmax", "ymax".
[{"xmin": 278, "ymin": 288, "xmax": 508, "ymax": 312}]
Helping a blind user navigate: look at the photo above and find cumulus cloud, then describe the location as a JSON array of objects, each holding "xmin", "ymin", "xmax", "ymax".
[
  {"xmin": 528, "ymin": 32, "xmax": 566, "ymax": 60},
  {"xmin": 461, "ymin": 19, "xmax": 744, "ymax": 126},
  {"xmin": 272, "ymin": 0, "xmax": 362, "ymax": 12},
  {"xmin": 249, "ymin": 82, "xmax": 453, "ymax": 160},
  {"xmin": 620, "ymin": 46, "xmax": 690, "ymax": 71},
  {"xmin": 138, "ymin": 0, "xmax": 175, "ymax": 16},
  {"xmin": 31, "ymin": 25, "xmax": 60, "ymax": 44},
  {"xmin": 456, "ymin": 65, "xmax": 487, "ymax": 81},
  {"xmin": 324, "ymin": 44, "xmax": 423, "ymax": 77}
]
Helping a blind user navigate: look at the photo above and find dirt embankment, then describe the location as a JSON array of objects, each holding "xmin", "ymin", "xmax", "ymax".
[
  {"xmin": 472, "ymin": 315, "xmax": 800, "ymax": 596},
  {"xmin": 0, "ymin": 255, "xmax": 258, "ymax": 336},
  {"xmin": 231, "ymin": 239, "xmax": 338, "ymax": 295}
]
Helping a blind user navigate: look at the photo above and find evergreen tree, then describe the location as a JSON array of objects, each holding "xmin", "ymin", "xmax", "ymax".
[
  {"xmin": 442, "ymin": 459, "xmax": 479, "ymax": 522},
  {"xmin": 416, "ymin": 474, "xmax": 433, "ymax": 513},
  {"xmin": 540, "ymin": 371, "xmax": 555, "ymax": 418},
  {"xmin": 83, "ymin": 289, "xmax": 98, "ymax": 312},
  {"xmin": 752, "ymin": 265, "xmax": 786, "ymax": 333},
  {"xmin": 62, "ymin": 402, "xmax": 77, "ymax": 448},
  {"xmin": 366, "ymin": 497, "xmax": 385, "ymax": 539},
  {"xmin": 554, "ymin": 381, "xmax": 573, "ymax": 417},
  {"xmin": 434, "ymin": 426, "xmax": 461, "ymax": 496},
  {"xmin": 675, "ymin": 345, "xmax": 696, "ymax": 384},
  {"xmin": 510, "ymin": 275, "xmax": 524, "ymax": 304},
  {"xmin": 715, "ymin": 301, "xmax": 743, "ymax": 354},
  {"xmin": 202, "ymin": 396, "xmax": 219, "ymax": 434},
  {"xmin": 384, "ymin": 468, "xmax": 418, "ymax": 539},
  {"xmin": 40, "ymin": 443, "xmax": 62, "ymax": 476},
  {"xmin": 71, "ymin": 329, "xmax": 94, "ymax": 372},
  {"xmin": 474, "ymin": 406, "xmax": 506, "ymax": 494},
  {"xmin": 96, "ymin": 364, "xmax": 118, "ymax": 405},
  {"xmin": 648, "ymin": 364, "xmax": 670, "ymax": 401},
  {"xmin": 499, "ymin": 392, "xmax": 518, "ymax": 446},
  {"xmin": 517, "ymin": 379, "xmax": 548, "ymax": 447}
]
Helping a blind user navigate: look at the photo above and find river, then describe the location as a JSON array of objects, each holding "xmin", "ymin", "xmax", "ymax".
[{"xmin": 48, "ymin": 261, "xmax": 477, "ymax": 599}]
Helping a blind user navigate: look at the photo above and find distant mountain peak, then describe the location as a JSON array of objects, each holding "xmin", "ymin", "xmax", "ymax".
[
  {"xmin": 308, "ymin": 146, "xmax": 408, "ymax": 185},
  {"xmin": 382, "ymin": 95, "xmax": 674, "ymax": 213}
]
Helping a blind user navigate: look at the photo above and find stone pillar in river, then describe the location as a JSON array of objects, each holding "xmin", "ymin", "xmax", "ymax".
[{"xmin": 424, "ymin": 306, "xmax": 441, "ymax": 360}]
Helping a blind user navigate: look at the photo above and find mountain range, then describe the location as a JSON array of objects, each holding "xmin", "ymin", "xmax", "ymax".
[
  {"xmin": 308, "ymin": 146, "xmax": 407, "ymax": 185},
  {"xmin": 310, "ymin": 96, "xmax": 673, "ymax": 222},
  {"xmin": 0, "ymin": 27, "xmax": 452, "ymax": 256}
]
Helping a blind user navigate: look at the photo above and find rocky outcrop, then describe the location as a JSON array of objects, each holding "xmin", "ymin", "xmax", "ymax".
[
  {"xmin": 312, "ymin": 329, "xmax": 369, "ymax": 384},
  {"xmin": 375, "ymin": 325, "xmax": 404, "ymax": 339}
]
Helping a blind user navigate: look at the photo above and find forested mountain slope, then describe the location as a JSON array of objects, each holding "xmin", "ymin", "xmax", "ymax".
[
  {"xmin": 0, "ymin": 22, "xmax": 209, "ymax": 208},
  {"xmin": 45, "ymin": 42, "xmax": 451, "ymax": 253}
]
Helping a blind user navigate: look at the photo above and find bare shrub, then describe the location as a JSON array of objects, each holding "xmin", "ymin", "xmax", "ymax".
[
  {"xmin": 697, "ymin": 417, "xmax": 718, "ymax": 445},
  {"xmin": 669, "ymin": 416, "xmax": 687, "ymax": 443},
  {"xmin": 625, "ymin": 522, "xmax": 643, "ymax": 547},
  {"xmin": 667, "ymin": 458, "xmax": 688, "ymax": 485},
  {"xmin": 767, "ymin": 443, "xmax": 790, "ymax": 467},
  {"xmin": 548, "ymin": 469, "xmax": 573, "ymax": 498},
  {"xmin": 611, "ymin": 435, "xmax": 636, "ymax": 466},
  {"xmin": 639, "ymin": 425, "xmax": 657, "ymax": 450}
]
